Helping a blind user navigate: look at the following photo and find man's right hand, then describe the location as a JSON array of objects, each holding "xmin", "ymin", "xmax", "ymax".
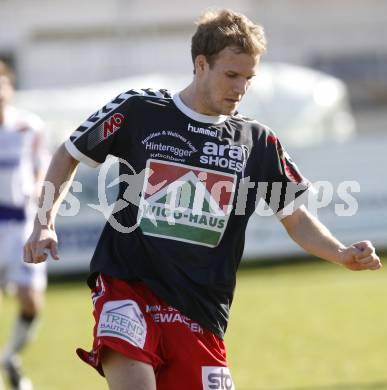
[
  {"xmin": 23, "ymin": 143, "xmax": 79, "ymax": 264},
  {"xmin": 24, "ymin": 226, "xmax": 59, "ymax": 264}
]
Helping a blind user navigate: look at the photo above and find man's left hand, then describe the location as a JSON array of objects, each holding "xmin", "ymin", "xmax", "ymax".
[{"xmin": 339, "ymin": 241, "xmax": 382, "ymax": 271}]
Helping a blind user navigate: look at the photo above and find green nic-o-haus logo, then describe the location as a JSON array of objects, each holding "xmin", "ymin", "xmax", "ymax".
[{"xmin": 138, "ymin": 159, "xmax": 236, "ymax": 247}]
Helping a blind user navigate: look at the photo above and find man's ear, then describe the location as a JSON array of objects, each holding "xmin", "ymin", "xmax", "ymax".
[{"xmin": 194, "ymin": 55, "xmax": 208, "ymax": 76}]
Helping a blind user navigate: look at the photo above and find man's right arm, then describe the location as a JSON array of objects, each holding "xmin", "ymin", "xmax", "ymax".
[{"xmin": 24, "ymin": 143, "xmax": 79, "ymax": 264}]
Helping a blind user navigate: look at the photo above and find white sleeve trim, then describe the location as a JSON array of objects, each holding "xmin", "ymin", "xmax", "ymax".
[
  {"xmin": 275, "ymin": 185, "xmax": 317, "ymax": 220},
  {"xmin": 64, "ymin": 139, "xmax": 100, "ymax": 168}
]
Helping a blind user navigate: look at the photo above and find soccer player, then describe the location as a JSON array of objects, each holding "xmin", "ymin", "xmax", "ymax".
[
  {"xmin": 23, "ymin": 10, "xmax": 381, "ymax": 390},
  {"xmin": 0, "ymin": 60, "xmax": 48, "ymax": 390}
]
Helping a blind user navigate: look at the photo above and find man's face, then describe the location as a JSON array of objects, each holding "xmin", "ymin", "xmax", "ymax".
[
  {"xmin": 0, "ymin": 75, "xmax": 14, "ymax": 109},
  {"xmin": 196, "ymin": 47, "xmax": 260, "ymax": 116}
]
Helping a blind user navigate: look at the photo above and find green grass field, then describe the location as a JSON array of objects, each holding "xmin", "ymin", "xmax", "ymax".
[{"xmin": 1, "ymin": 258, "xmax": 387, "ymax": 390}]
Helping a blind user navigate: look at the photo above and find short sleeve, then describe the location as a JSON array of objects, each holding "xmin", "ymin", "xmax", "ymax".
[
  {"xmin": 260, "ymin": 132, "xmax": 312, "ymax": 219},
  {"xmin": 64, "ymin": 90, "xmax": 138, "ymax": 167}
]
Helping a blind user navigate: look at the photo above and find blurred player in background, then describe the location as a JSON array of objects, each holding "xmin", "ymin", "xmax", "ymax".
[
  {"xmin": 0, "ymin": 60, "xmax": 48, "ymax": 390},
  {"xmin": 23, "ymin": 10, "xmax": 381, "ymax": 390}
]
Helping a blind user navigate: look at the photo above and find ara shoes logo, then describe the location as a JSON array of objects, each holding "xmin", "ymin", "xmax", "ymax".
[
  {"xmin": 200, "ymin": 141, "xmax": 249, "ymax": 172},
  {"xmin": 97, "ymin": 300, "xmax": 147, "ymax": 348},
  {"xmin": 137, "ymin": 159, "xmax": 236, "ymax": 247}
]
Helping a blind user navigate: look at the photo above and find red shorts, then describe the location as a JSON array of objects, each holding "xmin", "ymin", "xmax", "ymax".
[{"xmin": 76, "ymin": 274, "xmax": 235, "ymax": 390}]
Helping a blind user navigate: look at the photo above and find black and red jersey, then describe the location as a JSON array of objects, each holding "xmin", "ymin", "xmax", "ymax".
[{"xmin": 65, "ymin": 88, "xmax": 311, "ymax": 338}]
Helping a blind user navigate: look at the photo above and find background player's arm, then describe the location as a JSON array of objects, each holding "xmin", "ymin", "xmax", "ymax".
[
  {"xmin": 281, "ymin": 205, "xmax": 381, "ymax": 271},
  {"xmin": 24, "ymin": 143, "xmax": 79, "ymax": 264}
]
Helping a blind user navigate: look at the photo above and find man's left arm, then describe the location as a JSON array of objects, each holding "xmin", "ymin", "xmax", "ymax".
[
  {"xmin": 281, "ymin": 205, "xmax": 382, "ymax": 271},
  {"xmin": 31, "ymin": 125, "xmax": 50, "ymax": 200}
]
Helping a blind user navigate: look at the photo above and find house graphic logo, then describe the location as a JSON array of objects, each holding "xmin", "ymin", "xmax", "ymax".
[
  {"xmin": 137, "ymin": 159, "xmax": 236, "ymax": 247},
  {"xmin": 97, "ymin": 299, "xmax": 147, "ymax": 348}
]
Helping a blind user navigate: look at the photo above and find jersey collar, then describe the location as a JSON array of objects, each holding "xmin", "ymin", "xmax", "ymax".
[{"xmin": 173, "ymin": 92, "xmax": 228, "ymax": 125}]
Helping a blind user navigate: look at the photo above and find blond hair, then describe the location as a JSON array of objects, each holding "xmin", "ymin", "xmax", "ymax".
[{"xmin": 191, "ymin": 9, "xmax": 267, "ymax": 68}]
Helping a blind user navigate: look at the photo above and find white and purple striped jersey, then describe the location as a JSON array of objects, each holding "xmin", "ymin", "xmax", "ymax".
[{"xmin": 0, "ymin": 106, "xmax": 48, "ymax": 222}]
